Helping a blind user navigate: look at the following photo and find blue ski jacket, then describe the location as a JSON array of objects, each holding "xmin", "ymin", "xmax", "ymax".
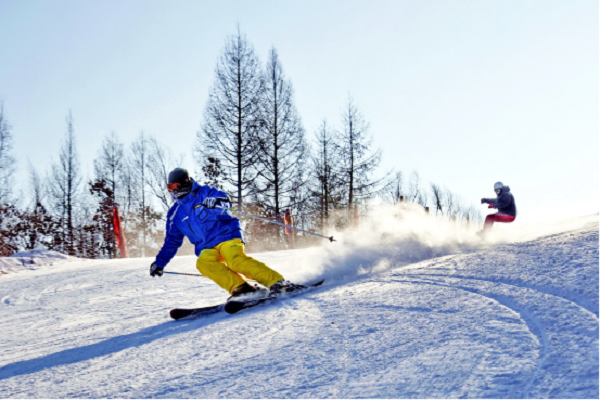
[{"xmin": 153, "ymin": 181, "xmax": 243, "ymax": 268}]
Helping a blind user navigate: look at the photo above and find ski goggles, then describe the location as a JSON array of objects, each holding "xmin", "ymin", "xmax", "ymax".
[
  {"xmin": 167, "ymin": 182, "xmax": 182, "ymax": 192},
  {"xmin": 494, "ymin": 188, "xmax": 501, "ymax": 194}
]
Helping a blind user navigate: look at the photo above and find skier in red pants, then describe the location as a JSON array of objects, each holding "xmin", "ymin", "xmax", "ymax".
[{"xmin": 480, "ymin": 182, "xmax": 517, "ymax": 232}]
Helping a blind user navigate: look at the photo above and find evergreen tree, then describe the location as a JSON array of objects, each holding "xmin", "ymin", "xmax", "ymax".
[{"xmin": 88, "ymin": 179, "xmax": 117, "ymax": 258}]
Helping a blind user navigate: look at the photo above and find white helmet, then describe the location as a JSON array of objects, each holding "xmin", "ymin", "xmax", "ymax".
[{"xmin": 494, "ymin": 182, "xmax": 503, "ymax": 191}]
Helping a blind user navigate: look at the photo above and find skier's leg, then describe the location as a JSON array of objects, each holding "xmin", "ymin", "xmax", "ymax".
[
  {"xmin": 483, "ymin": 214, "xmax": 496, "ymax": 231},
  {"xmin": 494, "ymin": 212, "xmax": 516, "ymax": 224},
  {"xmin": 219, "ymin": 239, "xmax": 284, "ymax": 288},
  {"xmin": 196, "ymin": 247, "xmax": 247, "ymax": 294},
  {"xmin": 483, "ymin": 213, "xmax": 515, "ymax": 231}
]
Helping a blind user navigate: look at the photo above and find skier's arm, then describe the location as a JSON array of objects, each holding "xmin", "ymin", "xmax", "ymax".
[
  {"xmin": 154, "ymin": 213, "xmax": 185, "ymax": 268},
  {"xmin": 203, "ymin": 187, "xmax": 232, "ymax": 208},
  {"xmin": 481, "ymin": 198, "xmax": 495, "ymax": 204}
]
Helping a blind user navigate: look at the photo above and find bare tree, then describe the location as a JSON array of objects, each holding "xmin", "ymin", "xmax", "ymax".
[
  {"xmin": 129, "ymin": 132, "xmax": 150, "ymax": 256},
  {"xmin": 120, "ymin": 159, "xmax": 136, "ymax": 217},
  {"xmin": 310, "ymin": 120, "xmax": 343, "ymax": 227},
  {"xmin": 336, "ymin": 95, "xmax": 383, "ymax": 208},
  {"xmin": 125, "ymin": 132, "xmax": 167, "ymax": 257},
  {"xmin": 383, "ymin": 171, "xmax": 405, "ymax": 204},
  {"xmin": 254, "ymin": 47, "xmax": 307, "ymax": 217},
  {"xmin": 436, "ymin": 187, "xmax": 482, "ymax": 226},
  {"xmin": 443, "ymin": 188, "xmax": 461, "ymax": 219},
  {"xmin": 0, "ymin": 102, "xmax": 15, "ymax": 205},
  {"xmin": 93, "ymin": 131, "xmax": 124, "ymax": 204},
  {"xmin": 195, "ymin": 28, "xmax": 263, "ymax": 210},
  {"xmin": 146, "ymin": 136, "xmax": 182, "ymax": 212},
  {"xmin": 13, "ymin": 163, "xmax": 59, "ymax": 251},
  {"xmin": 47, "ymin": 111, "xmax": 81, "ymax": 255},
  {"xmin": 28, "ymin": 162, "xmax": 45, "ymax": 209},
  {"xmin": 407, "ymin": 171, "xmax": 427, "ymax": 207},
  {"xmin": 430, "ymin": 183, "xmax": 444, "ymax": 215}
]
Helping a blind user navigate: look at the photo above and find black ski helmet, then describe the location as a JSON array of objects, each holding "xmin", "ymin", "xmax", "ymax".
[
  {"xmin": 167, "ymin": 168, "xmax": 193, "ymax": 198},
  {"xmin": 168, "ymin": 168, "xmax": 190, "ymax": 186}
]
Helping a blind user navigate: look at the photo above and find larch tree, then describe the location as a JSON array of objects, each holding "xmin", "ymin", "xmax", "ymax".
[
  {"xmin": 255, "ymin": 47, "xmax": 307, "ymax": 217},
  {"xmin": 310, "ymin": 120, "xmax": 343, "ymax": 228},
  {"xmin": 146, "ymin": 136, "xmax": 182, "ymax": 213},
  {"xmin": 129, "ymin": 132, "xmax": 150, "ymax": 256},
  {"xmin": 93, "ymin": 131, "xmax": 125, "ymax": 205},
  {"xmin": 127, "ymin": 132, "xmax": 165, "ymax": 257},
  {"xmin": 47, "ymin": 111, "xmax": 82, "ymax": 256},
  {"xmin": 336, "ymin": 95, "xmax": 383, "ymax": 208},
  {"xmin": 195, "ymin": 28, "xmax": 263, "ymax": 210},
  {"xmin": 0, "ymin": 103, "xmax": 18, "ymax": 256},
  {"xmin": 0, "ymin": 102, "xmax": 15, "ymax": 206}
]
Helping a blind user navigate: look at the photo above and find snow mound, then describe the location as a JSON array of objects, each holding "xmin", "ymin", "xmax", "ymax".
[{"xmin": 0, "ymin": 250, "xmax": 77, "ymax": 275}]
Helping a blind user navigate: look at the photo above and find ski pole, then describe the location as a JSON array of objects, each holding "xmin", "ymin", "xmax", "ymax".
[
  {"xmin": 217, "ymin": 204, "xmax": 335, "ymax": 242},
  {"xmin": 163, "ymin": 271, "xmax": 205, "ymax": 278}
]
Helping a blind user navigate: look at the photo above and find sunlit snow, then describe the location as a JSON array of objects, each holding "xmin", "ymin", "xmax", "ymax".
[{"xmin": 0, "ymin": 210, "xmax": 597, "ymax": 398}]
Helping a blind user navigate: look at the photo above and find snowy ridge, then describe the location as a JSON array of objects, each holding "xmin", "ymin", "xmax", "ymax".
[
  {"xmin": 0, "ymin": 250, "xmax": 79, "ymax": 276},
  {"xmin": 0, "ymin": 213, "xmax": 597, "ymax": 398}
]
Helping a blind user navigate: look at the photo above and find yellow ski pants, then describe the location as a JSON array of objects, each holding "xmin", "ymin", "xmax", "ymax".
[{"xmin": 196, "ymin": 238, "xmax": 284, "ymax": 294}]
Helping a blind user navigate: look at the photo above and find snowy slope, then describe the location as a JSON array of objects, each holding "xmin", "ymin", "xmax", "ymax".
[
  {"xmin": 0, "ymin": 250, "xmax": 81, "ymax": 275},
  {"xmin": 0, "ymin": 213, "xmax": 597, "ymax": 398}
]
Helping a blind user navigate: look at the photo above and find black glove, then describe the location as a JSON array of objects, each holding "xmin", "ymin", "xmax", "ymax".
[
  {"xmin": 150, "ymin": 263, "xmax": 164, "ymax": 277},
  {"xmin": 481, "ymin": 198, "xmax": 487, "ymax": 204},
  {"xmin": 202, "ymin": 197, "xmax": 218, "ymax": 209}
]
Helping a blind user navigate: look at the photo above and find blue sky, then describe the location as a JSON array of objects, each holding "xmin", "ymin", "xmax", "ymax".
[{"xmin": 0, "ymin": 0, "xmax": 597, "ymax": 223}]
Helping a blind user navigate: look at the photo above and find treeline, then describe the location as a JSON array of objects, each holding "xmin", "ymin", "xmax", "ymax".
[
  {"xmin": 0, "ymin": 29, "xmax": 480, "ymax": 258},
  {"xmin": 0, "ymin": 109, "xmax": 177, "ymax": 258}
]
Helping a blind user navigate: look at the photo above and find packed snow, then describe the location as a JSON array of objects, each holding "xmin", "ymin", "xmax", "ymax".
[
  {"xmin": 0, "ymin": 250, "xmax": 80, "ymax": 275},
  {"xmin": 0, "ymin": 210, "xmax": 597, "ymax": 398}
]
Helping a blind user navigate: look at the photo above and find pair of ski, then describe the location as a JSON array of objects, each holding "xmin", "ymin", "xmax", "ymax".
[{"xmin": 170, "ymin": 279, "xmax": 324, "ymax": 320}]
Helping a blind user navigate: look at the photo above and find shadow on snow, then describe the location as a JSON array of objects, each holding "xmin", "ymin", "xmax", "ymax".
[{"xmin": 0, "ymin": 316, "xmax": 220, "ymax": 381}]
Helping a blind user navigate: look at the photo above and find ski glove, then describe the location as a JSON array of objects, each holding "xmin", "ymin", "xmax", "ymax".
[
  {"xmin": 202, "ymin": 197, "xmax": 218, "ymax": 209},
  {"xmin": 150, "ymin": 263, "xmax": 164, "ymax": 277}
]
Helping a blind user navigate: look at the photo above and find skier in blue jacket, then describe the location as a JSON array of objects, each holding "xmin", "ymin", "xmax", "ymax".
[{"xmin": 149, "ymin": 168, "xmax": 292, "ymax": 298}]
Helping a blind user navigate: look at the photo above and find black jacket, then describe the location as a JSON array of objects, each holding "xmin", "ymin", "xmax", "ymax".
[{"xmin": 482, "ymin": 186, "xmax": 517, "ymax": 217}]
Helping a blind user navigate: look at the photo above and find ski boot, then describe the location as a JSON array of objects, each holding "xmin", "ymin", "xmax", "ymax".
[
  {"xmin": 268, "ymin": 280, "xmax": 305, "ymax": 295},
  {"xmin": 228, "ymin": 282, "xmax": 268, "ymax": 302}
]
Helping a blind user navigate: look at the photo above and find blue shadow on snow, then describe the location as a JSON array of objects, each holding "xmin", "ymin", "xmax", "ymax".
[{"xmin": 0, "ymin": 316, "xmax": 218, "ymax": 381}]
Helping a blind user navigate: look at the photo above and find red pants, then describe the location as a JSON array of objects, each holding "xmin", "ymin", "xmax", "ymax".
[{"xmin": 483, "ymin": 212, "xmax": 515, "ymax": 231}]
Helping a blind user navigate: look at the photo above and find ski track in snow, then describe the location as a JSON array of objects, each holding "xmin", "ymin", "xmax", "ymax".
[{"xmin": 0, "ymin": 216, "xmax": 597, "ymax": 398}]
